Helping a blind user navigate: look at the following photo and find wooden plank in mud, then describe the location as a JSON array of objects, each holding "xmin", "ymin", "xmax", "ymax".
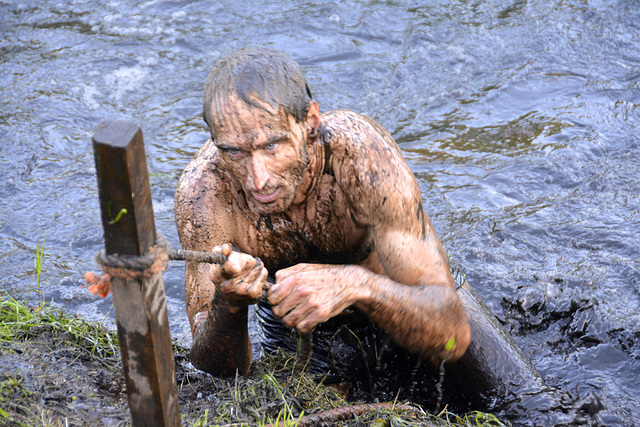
[{"xmin": 92, "ymin": 119, "xmax": 181, "ymax": 427}]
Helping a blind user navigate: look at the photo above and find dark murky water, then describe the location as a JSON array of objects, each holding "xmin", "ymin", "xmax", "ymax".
[{"xmin": 1, "ymin": 0, "xmax": 639, "ymax": 424}]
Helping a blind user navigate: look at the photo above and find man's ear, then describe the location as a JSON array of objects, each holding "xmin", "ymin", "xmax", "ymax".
[{"xmin": 306, "ymin": 101, "xmax": 321, "ymax": 131}]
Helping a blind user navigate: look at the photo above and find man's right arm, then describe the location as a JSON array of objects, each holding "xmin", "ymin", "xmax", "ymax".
[
  {"xmin": 175, "ymin": 141, "xmax": 265, "ymax": 377},
  {"xmin": 187, "ymin": 246, "xmax": 267, "ymax": 377}
]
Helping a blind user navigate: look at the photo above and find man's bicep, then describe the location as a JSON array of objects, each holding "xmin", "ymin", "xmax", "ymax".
[
  {"xmin": 175, "ymin": 165, "xmax": 235, "ymax": 252},
  {"xmin": 371, "ymin": 222, "xmax": 453, "ymax": 289},
  {"xmin": 331, "ymin": 121, "xmax": 452, "ymax": 287},
  {"xmin": 341, "ymin": 170, "xmax": 453, "ymax": 288},
  {"xmin": 176, "ymin": 165, "xmax": 237, "ymax": 329}
]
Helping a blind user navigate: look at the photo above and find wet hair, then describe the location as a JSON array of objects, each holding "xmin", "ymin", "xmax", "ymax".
[{"xmin": 203, "ymin": 47, "xmax": 313, "ymax": 138}]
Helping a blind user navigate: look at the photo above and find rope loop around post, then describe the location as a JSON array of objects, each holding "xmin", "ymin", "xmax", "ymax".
[
  {"xmin": 86, "ymin": 235, "xmax": 228, "ymax": 298},
  {"xmin": 95, "ymin": 234, "xmax": 170, "ymax": 281}
]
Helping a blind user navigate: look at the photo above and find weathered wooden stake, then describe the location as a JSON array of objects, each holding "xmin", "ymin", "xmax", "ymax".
[{"xmin": 92, "ymin": 119, "xmax": 181, "ymax": 427}]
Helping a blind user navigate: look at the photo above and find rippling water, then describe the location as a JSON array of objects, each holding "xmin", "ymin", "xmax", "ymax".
[{"xmin": 1, "ymin": 0, "xmax": 639, "ymax": 424}]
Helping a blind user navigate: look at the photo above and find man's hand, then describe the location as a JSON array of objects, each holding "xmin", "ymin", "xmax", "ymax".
[
  {"xmin": 209, "ymin": 244, "xmax": 269, "ymax": 310},
  {"xmin": 268, "ymin": 264, "xmax": 368, "ymax": 332}
]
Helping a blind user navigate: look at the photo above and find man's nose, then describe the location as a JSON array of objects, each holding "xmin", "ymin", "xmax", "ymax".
[{"xmin": 248, "ymin": 153, "xmax": 270, "ymax": 191}]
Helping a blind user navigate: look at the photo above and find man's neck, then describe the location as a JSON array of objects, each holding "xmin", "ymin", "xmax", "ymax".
[{"xmin": 291, "ymin": 133, "xmax": 325, "ymax": 206}]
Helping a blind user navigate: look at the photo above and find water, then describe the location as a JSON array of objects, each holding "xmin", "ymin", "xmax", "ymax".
[{"xmin": 1, "ymin": 0, "xmax": 639, "ymax": 424}]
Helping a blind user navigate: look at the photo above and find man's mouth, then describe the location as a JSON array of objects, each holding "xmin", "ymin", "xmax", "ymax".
[{"xmin": 252, "ymin": 188, "xmax": 281, "ymax": 203}]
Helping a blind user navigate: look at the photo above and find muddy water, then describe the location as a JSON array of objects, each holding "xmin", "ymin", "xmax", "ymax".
[{"xmin": 1, "ymin": 0, "xmax": 638, "ymax": 424}]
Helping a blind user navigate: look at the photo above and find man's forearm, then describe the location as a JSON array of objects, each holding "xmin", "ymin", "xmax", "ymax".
[
  {"xmin": 355, "ymin": 271, "xmax": 471, "ymax": 363},
  {"xmin": 190, "ymin": 297, "xmax": 252, "ymax": 377}
]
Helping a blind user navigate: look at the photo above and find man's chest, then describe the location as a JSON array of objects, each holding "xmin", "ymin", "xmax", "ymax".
[{"xmin": 236, "ymin": 176, "xmax": 372, "ymax": 271}]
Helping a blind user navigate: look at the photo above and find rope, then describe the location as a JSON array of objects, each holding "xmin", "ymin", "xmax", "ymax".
[
  {"xmin": 168, "ymin": 248, "xmax": 227, "ymax": 265},
  {"xmin": 96, "ymin": 235, "xmax": 228, "ymax": 279},
  {"xmin": 95, "ymin": 244, "xmax": 168, "ymax": 281},
  {"xmin": 85, "ymin": 234, "xmax": 228, "ymax": 298}
]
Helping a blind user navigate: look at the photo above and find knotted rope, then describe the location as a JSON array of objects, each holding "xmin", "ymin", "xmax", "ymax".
[{"xmin": 85, "ymin": 235, "xmax": 228, "ymax": 298}]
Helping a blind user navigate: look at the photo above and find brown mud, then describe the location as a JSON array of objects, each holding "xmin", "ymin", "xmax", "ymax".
[
  {"xmin": 0, "ymin": 325, "xmax": 216, "ymax": 426},
  {"xmin": 0, "ymin": 300, "xmax": 504, "ymax": 427}
]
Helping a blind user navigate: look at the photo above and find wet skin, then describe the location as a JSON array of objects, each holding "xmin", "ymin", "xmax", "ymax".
[{"xmin": 175, "ymin": 93, "xmax": 471, "ymax": 378}]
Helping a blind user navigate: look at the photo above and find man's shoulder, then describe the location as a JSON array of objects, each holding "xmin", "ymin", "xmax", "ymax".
[
  {"xmin": 322, "ymin": 109, "xmax": 389, "ymax": 137},
  {"xmin": 320, "ymin": 109, "xmax": 420, "ymax": 225},
  {"xmin": 321, "ymin": 109, "xmax": 406, "ymax": 171},
  {"xmin": 321, "ymin": 109, "xmax": 400, "ymax": 156},
  {"xmin": 178, "ymin": 140, "xmax": 220, "ymax": 200},
  {"xmin": 175, "ymin": 139, "xmax": 238, "ymax": 241}
]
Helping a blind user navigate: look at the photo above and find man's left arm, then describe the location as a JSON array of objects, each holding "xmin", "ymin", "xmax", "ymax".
[
  {"xmin": 354, "ymin": 222, "xmax": 471, "ymax": 362},
  {"xmin": 269, "ymin": 112, "xmax": 470, "ymax": 362},
  {"xmin": 270, "ymin": 220, "xmax": 471, "ymax": 363}
]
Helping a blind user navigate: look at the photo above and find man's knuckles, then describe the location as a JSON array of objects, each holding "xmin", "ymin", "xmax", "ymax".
[
  {"xmin": 247, "ymin": 283, "xmax": 263, "ymax": 300},
  {"xmin": 291, "ymin": 285, "xmax": 311, "ymax": 299},
  {"xmin": 219, "ymin": 279, "xmax": 237, "ymax": 292},
  {"xmin": 296, "ymin": 319, "xmax": 315, "ymax": 333},
  {"xmin": 221, "ymin": 243, "xmax": 233, "ymax": 256},
  {"xmin": 221, "ymin": 253, "xmax": 256, "ymax": 277}
]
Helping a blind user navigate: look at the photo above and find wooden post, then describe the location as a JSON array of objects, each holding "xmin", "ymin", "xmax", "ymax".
[{"xmin": 92, "ymin": 119, "xmax": 181, "ymax": 427}]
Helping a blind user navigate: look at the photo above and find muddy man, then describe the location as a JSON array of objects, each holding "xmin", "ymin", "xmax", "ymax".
[
  {"xmin": 175, "ymin": 46, "xmax": 471, "ymax": 382},
  {"xmin": 175, "ymin": 48, "xmax": 582, "ymax": 424}
]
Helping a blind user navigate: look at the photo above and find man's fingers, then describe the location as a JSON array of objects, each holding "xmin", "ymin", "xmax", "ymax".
[
  {"xmin": 222, "ymin": 252, "xmax": 257, "ymax": 278},
  {"xmin": 209, "ymin": 263, "xmax": 224, "ymax": 284},
  {"xmin": 250, "ymin": 258, "xmax": 269, "ymax": 297},
  {"xmin": 221, "ymin": 243, "xmax": 233, "ymax": 257},
  {"xmin": 270, "ymin": 281, "xmax": 310, "ymax": 318},
  {"xmin": 281, "ymin": 304, "xmax": 324, "ymax": 333},
  {"xmin": 211, "ymin": 243, "xmax": 232, "ymax": 258},
  {"xmin": 271, "ymin": 268, "xmax": 303, "ymax": 304},
  {"xmin": 268, "ymin": 278, "xmax": 291, "ymax": 306},
  {"xmin": 248, "ymin": 267, "xmax": 269, "ymax": 300},
  {"xmin": 293, "ymin": 316, "xmax": 317, "ymax": 333},
  {"xmin": 236, "ymin": 258, "xmax": 265, "ymax": 296},
  {"xmin": 219, "ymin": 257, "xmax": 268, "ymax": 302},
  {"xmin": 209, "ymin": 243, "xmax": 240, "ymax": 283}
]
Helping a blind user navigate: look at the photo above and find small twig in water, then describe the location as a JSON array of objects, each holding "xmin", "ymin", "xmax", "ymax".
[{"xmin": 265, "ymin": 403, "xmax": 422, "ymax": 427}]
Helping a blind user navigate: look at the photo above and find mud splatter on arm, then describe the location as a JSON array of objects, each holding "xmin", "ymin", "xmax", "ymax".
[
  {"xmin": 329, "ymin": 110, "xmax": 470, "ymax": 362},
  {"xmin": 175, "ymin": 141, "xmax": 254, "ymax": 377}
]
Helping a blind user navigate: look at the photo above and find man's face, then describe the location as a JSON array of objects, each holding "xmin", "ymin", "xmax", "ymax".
[{"xmin": 212, "ymin": 93, "xmax": 309, "ymax": 216}]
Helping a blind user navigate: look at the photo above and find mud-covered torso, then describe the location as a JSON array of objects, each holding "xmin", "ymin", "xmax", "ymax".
[{"xmin": 237, "ymin": 175, "xmax": 373, "ymax": 272}]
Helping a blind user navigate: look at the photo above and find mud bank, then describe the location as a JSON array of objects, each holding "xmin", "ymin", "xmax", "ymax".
[{"xmin": 0, "ymin": 295, "xmax": 508, "ymax": 427}]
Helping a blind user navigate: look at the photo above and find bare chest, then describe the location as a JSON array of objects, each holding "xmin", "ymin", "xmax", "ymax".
[{"xmin": 237, "ymin": 176, "xmax": 372, "ymax": 272}]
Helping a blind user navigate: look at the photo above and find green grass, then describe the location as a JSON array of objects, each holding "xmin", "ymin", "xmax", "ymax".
[
  {"xmin": 0, "ymin": 238, "xmax": 509, "ymax": 426},
  {"xmin": 27, "ymin": 234, "xmax": 45, "ymax": 304},
  {"xmin": 0, "ymin": 292, "xmax": 119, "ymax": 360},
  {"xmin": 3, "ymin": 236, "xmax": 118, "ymax": 360},
  {"xmin": 0, "ymin": 292, "xmax": 122, "ymax": 426}
]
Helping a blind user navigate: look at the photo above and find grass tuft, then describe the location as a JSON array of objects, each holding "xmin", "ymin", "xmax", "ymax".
[
  {"xmin": 0, "ymin": 292, "xmax": 119, "ymax": 360},
  {"xmin": 0, "ymin": 294, "xmax": 509, "ymax": 426},
  {"xmin": 27, "ymin": 235, "xmax": 45, "ymax": 304}
]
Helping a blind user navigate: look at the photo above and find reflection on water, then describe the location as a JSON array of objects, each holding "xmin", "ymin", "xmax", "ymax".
[{"xmin": 1, "ymin": 0, "xmax": 639, "ymax": 424}]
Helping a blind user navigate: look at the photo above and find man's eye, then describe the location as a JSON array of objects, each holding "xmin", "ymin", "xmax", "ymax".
[
  {"xmin": 265, "ymin": 143, "xmax": 279, "ymax": 151},
  {"xmin": 227, "ymin": 148, "xmax": 240, "ymax": 156}
]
